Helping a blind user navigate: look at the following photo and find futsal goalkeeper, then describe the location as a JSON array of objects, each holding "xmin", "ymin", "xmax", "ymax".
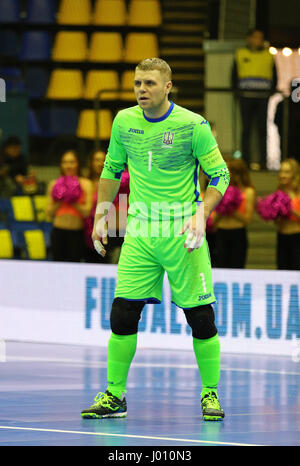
[{"xmin": 81, "ymin": 58, "xmax": 230, "ymax": 421}]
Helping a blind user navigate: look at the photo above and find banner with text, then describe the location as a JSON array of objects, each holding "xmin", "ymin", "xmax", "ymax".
[{"xmin": 0, "ymin": 260, "xmax": 299, "ymax": 356}]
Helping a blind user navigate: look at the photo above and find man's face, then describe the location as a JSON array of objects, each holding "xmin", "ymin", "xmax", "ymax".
[
  {"xmin": 247, "ymin": 30, "xmax": 264, "ymax": 50},
  {"xmin": 134, "ymin": 69, "xmax": 172, "ymax": 112}
]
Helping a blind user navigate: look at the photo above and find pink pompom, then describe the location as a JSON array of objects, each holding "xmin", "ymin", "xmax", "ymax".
[
  {"xmin": 51, "ymin": 176, "xmax": 66, "ymax": 201},
  {"xmin": 256, "ymin": 190, "xmax": 292, "ymax": 221},
  {"xmin": 215, "ymin": 186, "xmax": 243, "ymax": 216},
  {"xmin": 51, "ymin": 176, "xmax": 82, "ymax": 204}
]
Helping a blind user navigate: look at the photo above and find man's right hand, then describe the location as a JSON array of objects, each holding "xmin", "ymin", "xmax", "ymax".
[{"xmin": 92, "ymin": 215, "xmax": 108, "ymax": 257}]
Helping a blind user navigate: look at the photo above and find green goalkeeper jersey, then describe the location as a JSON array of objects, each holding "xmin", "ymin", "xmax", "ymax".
[{"xmin": 101, "ymin": 101, "xmax": 230, "ymax": 221}]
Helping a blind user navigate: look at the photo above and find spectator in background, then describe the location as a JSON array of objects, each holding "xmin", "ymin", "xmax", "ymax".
[
  {"xmin": 212, "ymin": 158, "xmax": 256, "ymax": 268},
  {"xmin": 1, "ymin": 136, "xmax": 28, "ymax": 194},
  {"xmin": 274, "ymin": 79, "xmax": 300, "ymax": 164},
  {"xmin": 232, "ymin": 29, "xmax": 277, "ymax": 170},
  {"xmin": 86, "ymin": 149, "xmax": 106, "ymax": 195},
  {"xmin": 84, "ymin": 149, "xmax": 107, "ymax": 263},
  {"xmin": 0, "ymin": 154, "xmax": 15, "ymax": 198},
  {"xmin": 84, "ymin": 149, "xmax": 130, "ymax": 264},
  {"xmin": 275, "ymin": 158, "xmax": 300, "ymax": 270},
  {"xmin": 46, "ymin": 150, "xmax": 93, "ymax": 262}
]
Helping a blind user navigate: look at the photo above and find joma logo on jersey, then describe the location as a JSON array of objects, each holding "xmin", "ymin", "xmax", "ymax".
[
  {"xmin": 162, "ymin": 131, "xmax": 175, "ymax": 146},
  {"xmin": 128, "ymin": 128, "xmax": 144, "ymax": 134}
]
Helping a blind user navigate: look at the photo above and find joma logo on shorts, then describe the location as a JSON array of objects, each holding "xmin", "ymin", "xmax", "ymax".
[
  {"xmin": 198, "ymin": 293, "xmax": 212, "ymax": 301},
  {"xmin": 128, "ymin": 128, "xmax": 144, "ymax": 134}
]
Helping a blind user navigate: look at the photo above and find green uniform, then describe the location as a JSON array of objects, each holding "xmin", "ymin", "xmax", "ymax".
[{"xmin": 101, "ymin": 101, "xmax": 230, "ymax": 308}]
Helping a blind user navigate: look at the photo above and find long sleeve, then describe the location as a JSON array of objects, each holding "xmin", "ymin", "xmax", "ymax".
[
  {"xmin": 192, "ymin": 121, "xmax": 230, "ymax": 197},
  {"xmin": 100, "ymin": 115, "xmax": 127, "ymax": 182}
]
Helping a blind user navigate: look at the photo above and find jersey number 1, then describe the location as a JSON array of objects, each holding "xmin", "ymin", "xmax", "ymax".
[{"xmin": 148, "ymin": 151, "xmax": 152, "ymax": 171}]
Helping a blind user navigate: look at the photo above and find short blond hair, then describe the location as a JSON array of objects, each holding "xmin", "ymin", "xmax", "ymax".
[{"xmin": 136, "ymin": 58, "xmax": 172, "ymax": 81}]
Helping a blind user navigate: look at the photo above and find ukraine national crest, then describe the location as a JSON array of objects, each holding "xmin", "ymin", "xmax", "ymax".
[{"xmin": 162, "ymin": 131, "xmax": 175, "ymax": 146}]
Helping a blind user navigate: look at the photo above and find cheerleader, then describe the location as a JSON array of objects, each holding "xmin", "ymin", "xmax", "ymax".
[
  {"xmin": 46, "ymin": 150, "xmax": 93, "ymax": 262},
  {"xmin": 84, "ymin": 150, "xmax": 107, "ymax": 263},
  {"xmin": 275, "ymin": 158, "xmax": 300, "ymax": 270},
  {"xmin": 213, "ymin": 158, "xmax": 256, "ymax": 268},
  {"xmin": 84, "ymin": 149, "xmax": 130, "ymax": 264}
]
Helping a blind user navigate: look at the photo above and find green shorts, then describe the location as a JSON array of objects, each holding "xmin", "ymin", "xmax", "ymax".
[{"xmin": 114, "ymin": 216, "xmax": 216, "ymax": 309}]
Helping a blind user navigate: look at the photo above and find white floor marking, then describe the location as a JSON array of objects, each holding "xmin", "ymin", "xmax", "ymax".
[{"xmin": 0, "ymin": 425, "xmax": 265, "ymax": 447}]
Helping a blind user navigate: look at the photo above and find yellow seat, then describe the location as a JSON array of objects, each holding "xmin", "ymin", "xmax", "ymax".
[
  {"xmin": 57, "ymin": 0, "xmax": 92, "ymax": 25},
  {"xmin": 24, "ymin": 230, "xmax": 47, "ymax": 260},
  {"xmin": 84, "ymin": 70, "xmax": 119, "ymax": 100},
  {"xmin": 120, "ymin": 70, "xmax": 136, "ymax": 101},
  {"xmin": 92, "ymin": 0, "xmax": 127, "ymax": 25},
  {"xmin": 88, "ymin": 33, "xmax": 123, "ymax": 63},
  {"xmin": 77, "ymin": 109, "xmax": 113, "ymax": 140},
  {"xmin": 128, "ymin": 0, "xmax": 162, "ymax": 26},
  {"xmin": 11, "ymin": 196, "xmax": 35, "ymax": 221},
  {"xmin": 33, "ymin": 195, "xmax": 47, "ymax": 222},
  {"xmin": 124, "ymin": 33, "xmax": 159, "ymax": 63},
  {"xmin": 52, "ymin": 32, "xmax": 88, "ymax": 62},
  {"xmin": 46, "ymin": 69, "xmax": 83, "ymax": 99},
  {"xmin": 0, "ymin": 230, "xmax": 14, "ymax": 259}
]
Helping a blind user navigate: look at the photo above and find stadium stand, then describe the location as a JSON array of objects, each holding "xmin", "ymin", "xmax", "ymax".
[
  {"xmin": 0, "ymin": 229, "xmax": 14, "ymax": 259},
  {"xmin": 92, "ymin": 0, "xmax": 127, "ymax": 26},
  {"xmin": 128, "ymin": 0, "xmax": 162, "ymax": 26},
  {"xmin": 19, "ymin": 31, "xmax": 51, "ymax": 61},
  {"xmin": 57, "ymin": 0, "xmax": 92, "ymax": 25},
  {"xmin": 77, "ymin": 109, "xmax": 113, "ymax": 140},
  {"xmin": 51, "ymin": 32, "xmax": 88, "ymax": 62},
  {"xmin": 24, "ymin": 0, "xmax": 56, "ymax": 24},
  {"xmin": 84, "ymin": 71, "xmax": 120, "ymax": 100},
  {"xmin": 0, "ymin": 0, "xmax": 20, "ymax": 23},
  {"xmin": 88, "ymin": 33, "xmax": 124, "ymax": 63},
  {"xmin": 46, "ymin": 69, "xmax": 84, "ymax": 100},
  {"xmin": 0, "ymin": 0, "xmax": 162, "ymax": 261},
  {"xmin": 124, "ymin": 33, "xmax": 159, "ymax": 63}
]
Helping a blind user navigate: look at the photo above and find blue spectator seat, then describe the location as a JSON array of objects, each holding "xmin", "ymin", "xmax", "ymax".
[
  {"xmin": 10, "ymin": 221, "xmax": 41, "ymax": 251},
  {"xmin": 0, "ymin": 0, "xmax": 20, "ymax": 22},
  {"xmin": 28, "ymin": 109, "xmax": 43, "ymax": 136},
  {"xmin": 38, "ymin": 106, "xmax": 79, "ymax": 137},
  {"xmin": 19, "ymin": 31, "xmax": 51, "ymax": 61},
  {"xmin": 0, "ymin": 31, "xmax": 19, "ymax": 58},
  {"xmin": 0, "ymin": 67, "xmax": 24, "ymax": 92},
  {"xmin": 24, "ymin": 67, "xmax": 49, "ymax": 98},
  {"xmin": 25, "ymin": 0, "xmax": 56, "ymax": 23},
  {"xmin": 0, "ymin": 198, "xmax": 14, "ymax": 223}
]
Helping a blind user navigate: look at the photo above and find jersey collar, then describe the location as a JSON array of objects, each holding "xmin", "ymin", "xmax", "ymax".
[{"xmin": 143, "ymin": 101, "xmax": 174, "ymax": 123}]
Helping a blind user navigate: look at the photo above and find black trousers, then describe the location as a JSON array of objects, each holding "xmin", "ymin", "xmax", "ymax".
[
  {"xmin": 51, "ymin": 227, "xmax": 85, "ymax": 262},
  {"xmin": 214, "ymin": 228, "xmax": 248, "ymax": 269},
  {"xmin": 239, "ymin": 97, "xmax": 268, "ymax": 167},
  {"xmin": 277, "ymin": 232, "xmax": 300, "ymax": 270}
]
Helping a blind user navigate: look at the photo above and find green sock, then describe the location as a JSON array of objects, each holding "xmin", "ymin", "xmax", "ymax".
[
  {"xmin": 106, "ymin": 332, "xmax": 137, "ymax": 399},
  {"xmin": 192, "ymin": 334, "xmax": 220, "ymax": 398}
]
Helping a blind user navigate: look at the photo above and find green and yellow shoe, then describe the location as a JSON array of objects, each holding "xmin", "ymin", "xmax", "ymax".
[
  {"xmin": 81, "ymin": 391, "xmax": 127, "ymax": 419},
  {"xmin": 201, "ymin": 391, "xmax": 225, "ymax": 421}
]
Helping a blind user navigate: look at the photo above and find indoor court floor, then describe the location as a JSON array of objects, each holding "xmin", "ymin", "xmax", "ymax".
[{"xmin": 0, "ymin": 341, "xmax": 299, "ymax": 447}]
